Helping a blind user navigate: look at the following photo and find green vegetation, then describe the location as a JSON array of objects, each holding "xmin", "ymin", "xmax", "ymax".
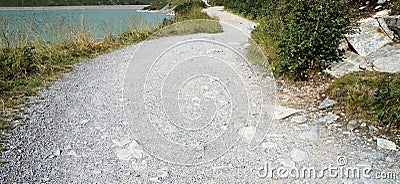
[
  {"xmin": 0, "ymin": 0, "xmax": 221, "ymax": 154},
  {"xmin": 143, "ymin": 0, "xmax": 170, "ymax": 10},
  {"xmin": 211, "ymin": 0, "xmax": 351, "ymax": 80},
  {"xmin": 149, "ymin": 0, "xmax": 221, "ymax": 38},
  {"xmin": 212, "ymin": 0, "xmax": 399, "ymax": 135},
  {"xmin": 391, "ymin": 0, "xmax": 400, "ymax": 15},
  {"xmin": 327, "ymin": 72, "xmax": 400, "ymax": 130},
  {"xmin": 0, "ymin": 0, "xmax": 153, "ymax": 6},
  {"xmin": 143, "ymin": 0, "xmax": 188, "ymax": 10}
]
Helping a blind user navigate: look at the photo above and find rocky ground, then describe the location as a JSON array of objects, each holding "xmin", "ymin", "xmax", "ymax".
[{"xmin": 0, "ymin": 6, "xmax": 399, "ymax": 183}]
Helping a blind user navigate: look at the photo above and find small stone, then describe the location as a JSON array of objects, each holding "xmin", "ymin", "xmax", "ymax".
[
  {"xmin": 359, "ymin": 6, "xmax": 367, "ymax": 10},
  {"xmin": 369, "ymin": 125, "xmax": 378, "ymax": 132},
  {"xmin": 373, "ymin": 10, "xmax": 390, "ymax": 18},
  {"xmin": 54, "ymin": 149, "xmax": 61, "ymax": 156},
  {"xmin": 290, "ymin": 149, "xmax": 308, "ymax": 162},
  {"xmin": 386, "ymin": 156, "xmax": 395, "ymax": 162},
  {"xmin": 238, "ymin": 126, "xmax": 256, "ymax": 143},
  {"xmin": 347, "ymin": 120, "xmax": 359, "ymax": 131},
  {"xmin": 343, "ymin": 131, "xmax": 351, "ymax": 135},
  {"xmin": 63, "ymin": 144, "xmax": 72, "ymax": 150},
  {"xmin": 359, "ymin": 152, "xmax": 384, "ymax": 159},
  {"xmin": 115, "ymin": 148, "xmax": 131, "ymax": 160},
  {"xmin": 67, "ymin": 150, "xmax": 77, "ymax": 156},
  {"xmin": 290, "ymin": 115, "xmax": 308, "ymax": 124},
  {"xmin": 377, "ymin": 138, "xmax": 397, "ymax": 150},
  {"xmin": 279, "ymin": 158, "xmax": 296, "ymax": 168},
  {"xmin": 375, "ymin": 5, "xmax": 382, "ymax": 10},
  {"xmin": 131, "ymin": 148, "xmax": 143, "ymax": 159},
  {"xmin": 318, "ymin": 98, "xmax": 338, "ymax": 109},
  {"xmin": 320, "ymin": 113, "xmax": 340, "ymax": 124},
  {"xmin": 300, "ymin": 127, "xmax": 319, "ymax": 141},
  {"xmin": 260, "ymin": 142, "xmax": 277, "ymax": 149},
  {"xmin": 149, "ymin": 177, "xmax": 161, "ymax": 183},
  {"xmin": 159, "ymin": 170, "xmax": 170, "ymax": 178},
  {"xmin": 377, "ymin": 0, "xmax": 386, "ymax": 4}
]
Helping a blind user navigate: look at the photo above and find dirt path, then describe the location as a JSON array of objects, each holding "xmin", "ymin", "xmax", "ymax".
[{"xmin": 1, "ymin": 6, "xmax": 399, "ymax": 183}]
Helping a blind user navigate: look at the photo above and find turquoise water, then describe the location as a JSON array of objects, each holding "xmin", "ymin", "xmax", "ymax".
[{"xmin": 0, "ymin": 8, "xmax": 172, "ymax": 43}]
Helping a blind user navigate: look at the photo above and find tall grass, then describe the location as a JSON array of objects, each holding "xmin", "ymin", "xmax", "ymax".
[{"xmin": 0, "ymin": 14, "xmax": 153, "ymax": 136}]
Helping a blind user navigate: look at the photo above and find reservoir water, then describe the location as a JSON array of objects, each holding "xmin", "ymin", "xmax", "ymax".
[{"xmin": 0, "ymin": 6, "xmax": 172, "ymax": 44}]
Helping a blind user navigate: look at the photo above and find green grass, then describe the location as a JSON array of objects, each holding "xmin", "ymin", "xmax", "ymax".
[
  {"xmin": 143, "ymin": 0, "xmax": 187, "ymax": 10},
  {"xmin": 143, "ymin": 0, "xmax": 169, "ymax": 10},
  {"xmin": 327, "ymin": 72, "xmax": 400, "ymax": 130},
  {"xmin": 0, "ymin": 0, "xmax": 222, "ymax": 160}
]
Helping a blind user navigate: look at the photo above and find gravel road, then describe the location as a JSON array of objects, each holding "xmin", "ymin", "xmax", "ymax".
[{"xmin": 1, "ymin": 6, "xmax": 399, "ymax": 183}]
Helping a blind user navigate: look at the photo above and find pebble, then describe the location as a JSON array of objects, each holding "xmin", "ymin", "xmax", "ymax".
[
  {"xmin": 290, "ymin": 149, "xmax": 308, "ymax": 162},
  {"xmin": 347, "ymin": 120, "xmax": 359, "ymax": 131},
  {"xmin": 290, "ymin": 114, "xmax": 308, "ymax": 124},
  {"xmin": 318, "ymin": 98, "xmax": 338, "ymax": 110},
  {"xmin": 377, "ymin": 0, "xmax": 386, "ymax": 5},
  {"xmin": 149, "ymin": 177, "xmax": 161, "ymax": 183},
  {"xmin": 320, "ymin": 113, "xmax": 340, "ymax": 124},
  {"xmin": 376, "ymin": 138, "xmax": 397, "ymax": 150}
]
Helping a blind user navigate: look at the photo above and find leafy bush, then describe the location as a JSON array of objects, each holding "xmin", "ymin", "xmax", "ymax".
[
  {"xmin": 174, "ymin": 0, "xmax": 206, "ymax": 15},
  {"xmin": 212, "ymin": 0, "xmax": 351, "ymax": 80},
  {"xmin": 278, "ymin": 0, "xmax": 350, "ymax": 80}
]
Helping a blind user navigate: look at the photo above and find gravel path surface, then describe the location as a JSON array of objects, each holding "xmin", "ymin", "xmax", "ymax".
[{"xmin": 1, "ymin": 6, "xmax": 399, "ymax": 183}]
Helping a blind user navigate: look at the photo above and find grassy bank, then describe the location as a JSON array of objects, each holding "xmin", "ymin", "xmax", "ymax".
[
  {"xmin": 327, "ymin": 72, "xmax": 400, "ymax": 131},
  {"xmin": 0, "ymin": 0, "xmax": 222, "ymax": 153}
]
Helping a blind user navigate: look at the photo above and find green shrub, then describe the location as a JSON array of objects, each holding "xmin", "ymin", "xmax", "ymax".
[
  {"xmin": 391, "ymin": 0, "xmax": 400, "ymax": 15},
  {"xmin": 212, "ymin": 0, "xmax": 351, "ymax": 81},
  {"xmin": 278, "ymin": 0, "xmax": 350, "ymax": 80},
  {"xmin": 174, "ymin": 0, "xmax": 206, "ymax": 15}
]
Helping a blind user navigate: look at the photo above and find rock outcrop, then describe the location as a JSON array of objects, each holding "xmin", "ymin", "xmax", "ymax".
[{"xmin": 326, "ymin": 10, "xmax": 400, "ymax": 77}]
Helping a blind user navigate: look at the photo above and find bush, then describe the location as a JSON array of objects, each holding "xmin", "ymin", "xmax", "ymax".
[
  {"xmin": 174, "ymin": 0, "xmax": 206, "ymax": 15},
  {"xmin": 278, "ymin": 0, "xmax": 350, "ymax": 80},
  {"xmin": 212, "ymin": 0, "xmax": 351, "ymax": 80}
]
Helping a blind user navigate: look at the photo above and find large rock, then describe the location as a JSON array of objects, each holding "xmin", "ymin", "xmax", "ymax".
[
  {"xmin": 366, "ymin": 43, "xmax": 400, "ymax": 73},
  {"xmin": 376, "ymin": 138, "xmax": 397, "ymax": 150},
  {"xmin": 345, "ymin": 18, "xmax": 392, "ymax": 57},
  {"xmin": 383, "ymin": 15, "xmax": 400, "ymax": 39},
  {"xmin": 326, "ymin": 51, "xmax": 368, "ymax": 77}
]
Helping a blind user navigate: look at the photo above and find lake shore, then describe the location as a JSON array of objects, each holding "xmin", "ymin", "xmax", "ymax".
[{"xmin": 0, "ymin": 5, "xmax": 150, "ymax": 10}]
